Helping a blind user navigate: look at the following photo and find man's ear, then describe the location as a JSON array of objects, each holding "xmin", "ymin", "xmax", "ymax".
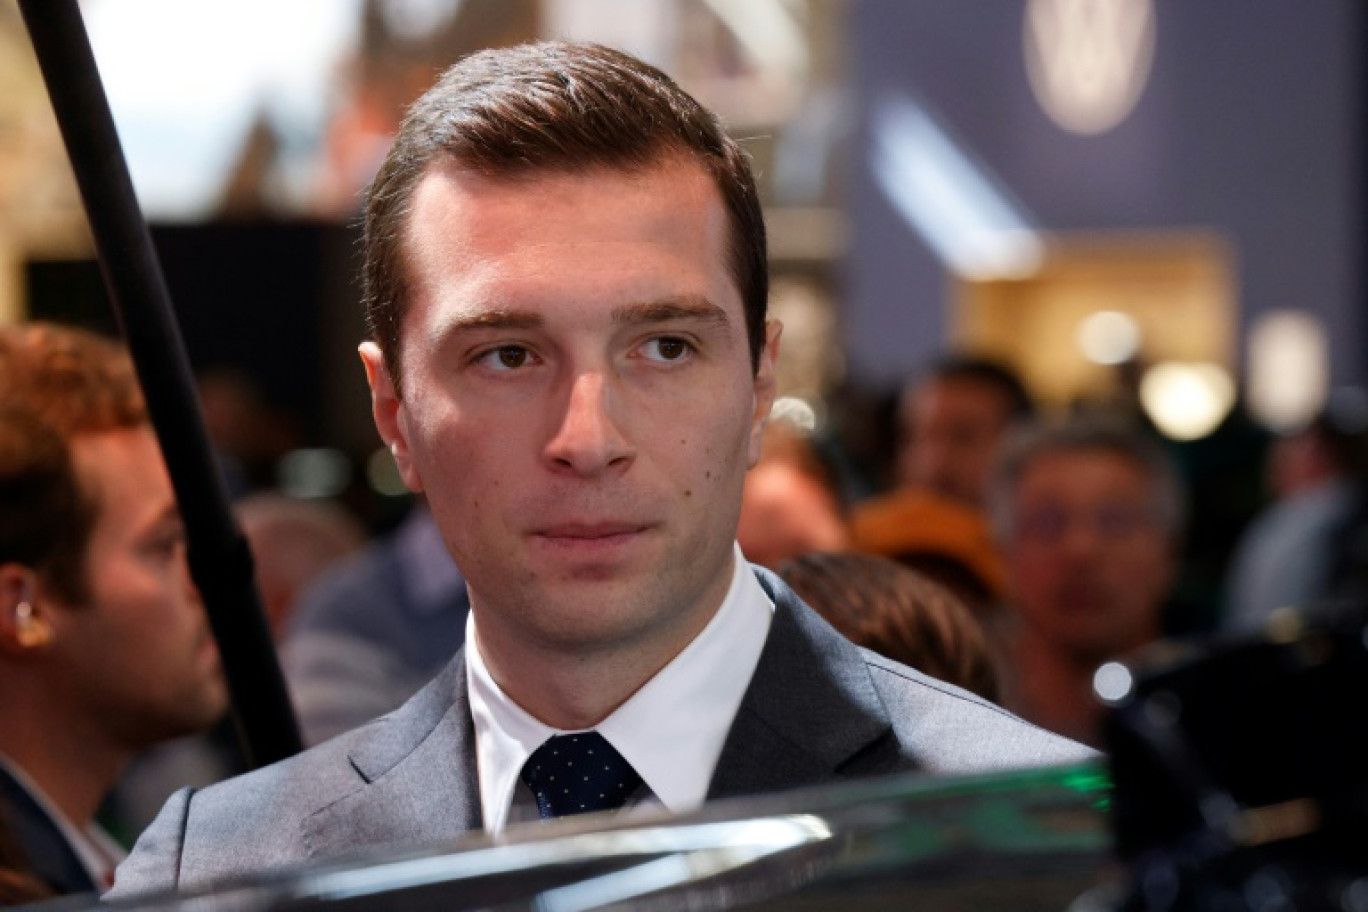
[
  {"xmin": 747, "ymin": 319, "xmax": 783, "ymax": 468},
  {"xmin": 0, "ymin": 564, "xmax": 52, "ymax": 655},
  {"xmin": 359, "ymin": 342, "xmax": 424, "ymax": 493}
]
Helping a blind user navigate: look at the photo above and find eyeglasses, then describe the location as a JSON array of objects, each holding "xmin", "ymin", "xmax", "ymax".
[{"xmin": 1015, "ymin": 503, "xmax": 1158, "ymax": 543}]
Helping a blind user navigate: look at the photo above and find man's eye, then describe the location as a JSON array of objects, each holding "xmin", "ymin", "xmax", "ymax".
[
  {"xmin": 644, "ymin": 337, "xmax": 692, "ymax": 362},
  {"xmin": 479, "ymin": 346, "xmax": 532, "ymax": 370},
  {"xmin": 149, "ymin": 530, "xmax": 186, "ymax": 558}
]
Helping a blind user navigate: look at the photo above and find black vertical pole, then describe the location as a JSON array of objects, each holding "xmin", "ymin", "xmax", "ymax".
[
  {"xmin": 18, "ymin": 0, "xmax": 302, "ymax": 768},
  {"xmin": 1359, "ymin": 0, "xmax": 1368, "ymax": 388}
]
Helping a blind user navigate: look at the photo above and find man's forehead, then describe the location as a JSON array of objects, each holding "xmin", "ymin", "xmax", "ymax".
[
  {"xmin": 69, "ymin": 424, "xmax": 154, "ymax": 456},
  {"xmin": 922, "ymin": 376, "xmax": 1014, "ymax": 409},
  {"xmin": 399, "ymin": 158, "xmax": 733, "ymax": 303},
  {"xmin": 1019, "ymin": 447, "xmax": 1152, "ymax": 492},
  {"xmin": 405, "ymin": 156, "xmax": 719, "ymax": 233},
  {"xmin": 70, "ymin": 426, "xmax": 165, "ymax": 496}
]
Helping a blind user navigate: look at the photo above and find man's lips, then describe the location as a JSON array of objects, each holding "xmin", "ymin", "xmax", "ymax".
[
  {"xmin": 528, "ymin": 523, "xmax": 652, "ymax": 566},
  {"xmin": 1053, "ymin": 585, "xmax": 1108, "ymax": 612},
  {"xmin": 533, "ymin": 521, "xmax": 650, "ymax": 540}
]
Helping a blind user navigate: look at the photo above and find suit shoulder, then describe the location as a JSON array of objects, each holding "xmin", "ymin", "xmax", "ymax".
[
  {"xmin": 859, "ymin": 649, "xmax": 1097, "ymax": 772},
  {"xmin": 114, "ymin": 719, "xmax": 386, "ymax": 899},
  {"xmin": 201, "ymin": 720, "xmax": 375, "ymax": 803}
]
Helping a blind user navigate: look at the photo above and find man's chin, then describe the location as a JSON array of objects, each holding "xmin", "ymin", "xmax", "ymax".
[{"xmin": 518, "ymin": 583, "xmax": 694, "ymax": 654}]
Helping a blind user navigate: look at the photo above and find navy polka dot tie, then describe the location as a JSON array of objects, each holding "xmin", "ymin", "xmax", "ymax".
[{"xmin": 520, "ymin": 731, "xmax": 643, "ymax": 819}]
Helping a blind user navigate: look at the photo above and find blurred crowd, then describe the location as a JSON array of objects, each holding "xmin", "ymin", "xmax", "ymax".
[
  {"xmin": 4, "ymin": 321, "xmax": 1367, "ymax": 902},
  {"xmin": 2, "ymin": 0, "xmax": 1362, "ymax": 900}
]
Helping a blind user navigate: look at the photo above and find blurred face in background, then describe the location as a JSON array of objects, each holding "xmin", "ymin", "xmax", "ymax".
[
  {"xmin": 899, "ymin": 378, "xmax": 1016, "ymax": 507},
  {"xmin": 45, "ymin": 428, "xmax": 227, "ymax": 750},
  {"xmin": 737, "ymin": 459, "xmax": 848, "ymax": 569},
  {"xmin": 1003, "ymin": 448, "xmax": 1173, "ymax": 665}
]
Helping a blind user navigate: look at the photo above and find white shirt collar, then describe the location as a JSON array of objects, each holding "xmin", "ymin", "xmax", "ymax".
[
  {"xmin": 467, "ymin": 543, "xmax": 773, "ymax": 834},
  {"xmin": 0, "ymin": 752, "xmax": 125, "ymax": 889}
]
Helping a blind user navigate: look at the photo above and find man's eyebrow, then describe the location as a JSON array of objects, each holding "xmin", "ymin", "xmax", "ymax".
[
  {"xmin": 439, "ymin": 310, "xmax": 545, "ymax": 333},
  {"xmin": 433, "ymin": 298, "xmax": 729, "ymax": 335},
  {"xmin": 612, "ymin": 297, "xmax": 732, "ymax": 329},
  {"xmin": 142, "ymin": 502, "xmax": 182, "ymax": 534}
]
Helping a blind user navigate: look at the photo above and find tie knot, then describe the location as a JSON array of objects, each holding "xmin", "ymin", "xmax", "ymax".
[{"xmin": 520, "ymin": 731, "xmax": 643, "ymax": 819}]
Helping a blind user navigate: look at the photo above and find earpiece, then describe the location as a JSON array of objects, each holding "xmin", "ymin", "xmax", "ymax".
[{"xmin": 13, "ymin": 599, "xmax": 52, "ymax": 648}]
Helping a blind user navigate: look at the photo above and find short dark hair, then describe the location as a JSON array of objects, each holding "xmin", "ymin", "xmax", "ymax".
[
  {"xmin": 363, "ymin": 40, "xmax": 768, "ymax": 393},
  {"xmin": 917, "ymin": 355, "xmax": 1035, "ymax": 422},
  {"xmin": 0, "ymin": 324, "xmax": 147, "ymax": 604}
]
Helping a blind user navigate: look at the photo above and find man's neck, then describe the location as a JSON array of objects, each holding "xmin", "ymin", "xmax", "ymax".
[
  {"xmin": 0, "ymin": 693, "xmax": 125, "ymax": 827},
  {"xmin": 472, "ymin": 561, "xmax": 737, "ymax": 730},
  {"xmin": 473, "ymin": 614, "xmax": 719, "ymax": 730}
]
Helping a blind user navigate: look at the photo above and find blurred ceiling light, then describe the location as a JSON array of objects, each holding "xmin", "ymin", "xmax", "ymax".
[
  {"xmin": 1139, "ymin": 362, "xmax": 1235, "ymax": 441},
  {"xmin": 378, "ymin": 0, "xmax": 463, "ymax": 40},
  {"xmin": 1076, "ymin": 310, "xmax": 1140, "ymax": 364},
  {"xmin": 699, "ymin": 0, "xmax": 809, "ymax": 81},
  {"xmin": 1246, "ymin": 310, "xmax": 1329, "ymax": 433},
  {"xmin": 1024, "ymin": 0, "xmax": 1156, "ymax": 135},
  {"xmin": 543, "ymin": 0, "xmax": 679, "ymax": 68},
  {"xmin": 871, "ymin": 94, "xmax": 1044, "ymax": 281}
]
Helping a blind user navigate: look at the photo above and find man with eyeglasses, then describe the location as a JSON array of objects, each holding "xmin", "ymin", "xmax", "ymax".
[{"xmin": 989, "ymin": 419, "xmax": 1183, "ymax": 746}]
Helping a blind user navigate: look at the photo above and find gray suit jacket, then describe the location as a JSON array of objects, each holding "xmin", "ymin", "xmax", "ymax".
[{"xmin": 109, "ymin": 569, "xmax": 1089, "ymax": 900}]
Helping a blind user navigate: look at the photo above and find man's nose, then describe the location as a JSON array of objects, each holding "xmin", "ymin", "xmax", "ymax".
[
  {"xmin": 1057, "ymin": 516, "xmax": 1105, "ymax": 560},
  {"xmin": 543, "ymin": 371, "xmax": 635, "ymax": 476}
]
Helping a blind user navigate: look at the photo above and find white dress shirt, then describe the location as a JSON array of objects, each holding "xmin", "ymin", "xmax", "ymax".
[
  {"xmin": 0, "ymin": 752, "xmax": 126, "ymax": 890},
  {"xmin": 467, "ymin": 543, "xmax": 773, "ymax": 834}
]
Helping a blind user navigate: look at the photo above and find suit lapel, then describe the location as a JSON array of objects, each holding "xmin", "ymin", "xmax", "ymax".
[
  {"xmin": 707, "ymin": 569, "xmax": 901, "ymax": 801},
  {"xmin": 299, "ymin": 569, "xmax": 900, "ymax": 852},
  {"xmin": 0, "ymin": 764, "xmax": 97, "ymax": 895},
  {"xmin": 302, "ymin": 651, "xmax": 482, "ymax": 859}
]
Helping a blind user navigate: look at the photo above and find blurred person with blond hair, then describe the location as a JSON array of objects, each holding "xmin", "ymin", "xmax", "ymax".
[
  {"xmin": 0, "ymin": 323, "xmax": 228, "ymax": 895},
  {"xmin": 990, "ymin": 419, "xmax": 1181, "ymax": 746}
]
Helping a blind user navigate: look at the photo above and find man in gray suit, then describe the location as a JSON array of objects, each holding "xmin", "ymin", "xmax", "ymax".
[{"xmin": 111, "ymin": 40, "xmax": 1089, "ymax": 899}]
